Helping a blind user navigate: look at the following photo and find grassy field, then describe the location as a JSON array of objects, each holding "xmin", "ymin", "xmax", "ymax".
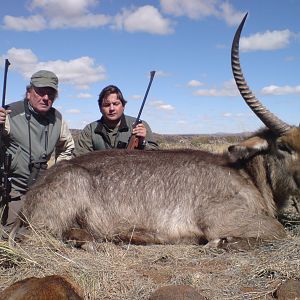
[
  {"xmin": 0, "ymin": 133, "xmax": 299, "ymax": 299},
  {"xmin": 153, "ymin": 132, "xmax": 247, "ymax": 152}
]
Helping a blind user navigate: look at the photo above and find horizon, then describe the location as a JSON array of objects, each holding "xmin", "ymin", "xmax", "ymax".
[{"xmin": 1, "ymin": 0, "xmax": 299, "ymax": 134}]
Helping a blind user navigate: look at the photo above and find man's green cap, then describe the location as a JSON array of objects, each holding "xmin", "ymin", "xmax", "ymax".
[{"xmin": 30, "ymin": 70, "xmax": 58, "ymax": 91}]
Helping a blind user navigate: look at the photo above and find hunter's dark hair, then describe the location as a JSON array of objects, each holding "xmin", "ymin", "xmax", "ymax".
[{"xmin": 98, "ymin": 85, "xmax": 127, "ymax": 107}]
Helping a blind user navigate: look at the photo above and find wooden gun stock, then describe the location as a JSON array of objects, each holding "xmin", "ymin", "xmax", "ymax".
[{"xmin": 127, "ymin": 134, "xmax": 139, "ymax": 150}]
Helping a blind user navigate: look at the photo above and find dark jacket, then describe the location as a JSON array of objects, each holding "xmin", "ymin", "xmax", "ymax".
[{"xmin": 74, "ymin": 114, "xmax": 158, "ymax": 156}]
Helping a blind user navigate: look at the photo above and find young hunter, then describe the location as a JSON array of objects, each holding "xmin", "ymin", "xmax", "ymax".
[{"xmin": 74, "ymin": 85, "xmax": 158, "ymax": 156}]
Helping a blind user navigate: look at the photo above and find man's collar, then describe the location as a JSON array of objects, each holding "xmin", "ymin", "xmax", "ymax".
[
  {"xmin": 95, "ymin": 114, "xmax": 129, "ymax": 134},
  {"xmin": 25, "ymin": 99, "xmax": 55, "ymax": 123}
]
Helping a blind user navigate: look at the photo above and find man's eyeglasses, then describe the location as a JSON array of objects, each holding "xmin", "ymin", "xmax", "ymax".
[{"xmin": 33, "ymin": 87, "xmax": 57, "ymax": 100}]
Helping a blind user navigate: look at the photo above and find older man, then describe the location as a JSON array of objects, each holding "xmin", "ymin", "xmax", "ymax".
[{"xmin": 0, "ymin": 70, "xmax": 74, "ymax": 226}]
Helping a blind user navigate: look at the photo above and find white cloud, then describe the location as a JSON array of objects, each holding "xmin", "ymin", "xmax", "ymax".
[
  {"xmin": 49, "ymin": 14, "xmax": 111, "ymax": 29},
  {"xmin": 155, "ymin": 70, "xmax": 171, "ymax": 77},
  {"xmin": 76, "ymin": 93, "xmax": 93, "ymax": 99},
  {"xmin": 113, "ymin": 5, "xmax": 174, "ymax": 35},
  {"xmin": 216, "ymin": 43, "xmax": 227, "ymax": 49},
  {"xmin": 3, "ymin": 1, "xmax": 173, "ymax": 34},
  {"xmin": 284, "ymin": 56, "xmax": 298, "ymax": 62},
  {"xmin": 40, "ymin": 56, "xmax": 106, "ymax": 89},
  {"xmin": 29, "ymin": 0, "xmax": 97, "ymax": 17},
  {"xmin": 131, "ymin": 95, "xmax": 142, "ymax": 100},
  {"xmin": 2, "ymin": 48, "xmax": 106, "ymax": 89},
  {"xmin": 3, "ymin": 15, "xmax": 46, "ymax": 31},
  {"xmin": 261, "ymin": 85, "xmax": 300, "ymax": 95},
  {"xmin": 218, "ymin": 2, "xmax": 246, "ymax": 26},
  {"xmin": 193, "ymin": 79, "xmax": 239, "ymax": 97},
  {"xmin": 187, "ymin": 80, "xmax": 204, "ymax": 87},
  {"xmin": 160, "ymin": 0, "xmax": 245, "ymax": 26},
  {"xmin": 240, "ymin": 30, "xmax": 292, "ymax": 52},
  {"xmin": 3, "ymin": 0, "xmax": 110, "ymax": 31},
  {"xmin": 3, "ymin": 0, "xmax": 244, "ymax": 35},
  {"xmin": 222, "ymin": 112, "xmax": 252, "ymax": 119},
  {"xmin": 2, "ymin": 0, "xmax": 244, "ymax": 34},
  {"xmin": 3, "ymin": 48, "xmax": 39, "ymax": 73},
  {"xmin": 160, "ymin": 0, "xmax": 218, "ymax": 19},
  {"xmin": 66, "ymin": 109, "xmax": 81, "ymax": 114},
  {"xmin": 150, "ymin": 100, "xmax": 175, "ymax": 111}
]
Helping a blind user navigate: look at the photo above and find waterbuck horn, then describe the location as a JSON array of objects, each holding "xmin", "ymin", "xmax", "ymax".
[{"xmin": 231, "ymin": 13, "xmax": 291, "ymax": 135}]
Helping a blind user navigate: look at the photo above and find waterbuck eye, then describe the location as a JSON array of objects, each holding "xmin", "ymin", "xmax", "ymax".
[{"xmin": 277, "ymin": 142, "xmax": 292, "ymax": 154}]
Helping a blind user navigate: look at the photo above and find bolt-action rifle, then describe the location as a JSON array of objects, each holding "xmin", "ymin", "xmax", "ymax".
[
  {"xmin": 0, "ymin": 59, "xmax": 12, "ymax": 225},
  {"xmin": 127, "ymin": 70, "xmax": 156, "ymax": 149}
]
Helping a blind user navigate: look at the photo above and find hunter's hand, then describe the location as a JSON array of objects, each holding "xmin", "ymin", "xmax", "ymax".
[
  {"xmin": 132, "ymin": 123, "xmax": 147, "ymax": 139},
  {"xmin": 0, "ymin": 107, "xmax": 11, "ymax": 124}
]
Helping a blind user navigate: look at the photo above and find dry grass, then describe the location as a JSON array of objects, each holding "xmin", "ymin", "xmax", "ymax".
[
  {"xmin": 0, "ymin": 134, "xmax": 299, "ymax": 300},
  {"xmin": 0, "ymin": 226, "xmax": 299, "ymax": 299},
  {"xmin": 155, "ymin": 133, "xmax": 247, "ymax": 153}
]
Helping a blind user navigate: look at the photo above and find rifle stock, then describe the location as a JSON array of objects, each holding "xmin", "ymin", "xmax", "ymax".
[
  {"xmin": 127, "ymin": 132, "xmax": 139, "ymax": 150},
  {"xmin": 127, "ymin": 71, "xmax": 156, "ymax": 150}
]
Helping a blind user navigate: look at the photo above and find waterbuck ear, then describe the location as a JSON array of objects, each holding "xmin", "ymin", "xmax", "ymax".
[
  {"xmin": 228, "ymin": 136, "xmax": 269, "ymax": 162},
  {"xmin": 277, "ymin": 127, "xmax": 300, "ymax": 153}
]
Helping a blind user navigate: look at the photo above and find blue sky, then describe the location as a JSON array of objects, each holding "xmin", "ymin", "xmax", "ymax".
[{"xmin": 1, "ymin": 0, "xmax": 299, "ymax": 134}]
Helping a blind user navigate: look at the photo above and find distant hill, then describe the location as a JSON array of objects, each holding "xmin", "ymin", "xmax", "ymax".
[
  {"xmin": 71, "ymin": 129, "xmax": 251, "ymax": 140},
  {"xmin": 70, "ymin": 129, "xmax": 252, "ymax": 152}
]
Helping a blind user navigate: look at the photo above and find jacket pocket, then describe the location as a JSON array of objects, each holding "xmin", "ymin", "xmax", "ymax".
[{"xmin": 10, "ymin": 147, "xmax": 22, "ymax": 172}]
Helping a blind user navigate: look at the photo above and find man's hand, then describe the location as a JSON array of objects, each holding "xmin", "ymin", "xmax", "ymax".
[
  {"xmin": 0, "ymin": 107, "xmax": 11, "ymax": 124},
  {"xmin": 132, "ymin": 123, "xmax": 147, "ymax": 139}
]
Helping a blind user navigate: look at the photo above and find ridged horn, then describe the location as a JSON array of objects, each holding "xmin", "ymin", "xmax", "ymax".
[{"xmin": 231, "ymin": 13, "xmax": 291, "ymax": 135}]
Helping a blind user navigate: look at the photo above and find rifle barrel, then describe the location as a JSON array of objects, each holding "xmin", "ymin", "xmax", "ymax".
[
  {"xmin": 2, "ymin": 59, "xmax": 10, "ymax": 108},
  {"xmin": 134, "ymin": 70, "xmax": 156, "ymax": 126}
]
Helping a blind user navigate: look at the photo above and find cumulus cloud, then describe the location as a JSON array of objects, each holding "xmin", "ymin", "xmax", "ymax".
[
  {"xmin": 154, "ymin": 70, "xmax": 171, "ymax": 77},
  {"xmin": 3, "ymin": 15, "xmax": 46, "ymax": 31},
  {"xmin": 261, "ymin": 85, "xmax": 300, "ymax": 95},
  {"xmin": 29, "ymin": 0, "xmax": 97, "ymax": 17},
  {"xmin": 2, "ymin": 0, "xmax": 245, "ymax": 33},
  {"xmin": 131, "ymin": 95, "xmax": 142, "ymax": 100},
  {"xmin": 196, "ymin": 81, "xmax": 300, "ymax": 98},
  {"xmin": 222, "ymin": 112, "xmax": 249, "ymax": 117},
  {"xmin": 240, "ymin": 30, "xmax": 292, "ymax": 52},
  {"xmin": 49, "ymin": 14, "xmax": 111, "ymax": 29},
  {"xmin": 218, "ymin": 2, "xmax": 246, "ymax": 26},
  {"xmin": 66, "ymin": 109, "xmax": 81, "ymax": 114},
  {"xmin": 193, "ymin": 79, "xmax": 239, "ymax": 97},
  {"xmin": 187, "ymin": 80, "xmax": 204, "ymax": 87},
  {"xmin": 160, "ymin": 0, "xmax": 217, "ymax": 19},
  {"xmin": 113, "ymin": 5, "xmax": 174, "ymax": 35},
  {"xmin": 150, "ymin": 100, "xmax": 175, "ymax": 111},
  {"xmin": 284, "ymin": 56, "xmax": 298, "ymax": 62},
  {"xmin": 2, "ymin": 47, "xmax": 106, "ymax": 89},
  {"xmin": 160, "ymin": 0, "xmax": 245, "ymax": 26},
  {"xmin": 76, "ymin": 93, "xmax": 93, "ymax": 99},
  {"xmin": 3, "ymin": 0, "xmax": 111, "ymax": 31},
  {"xmin": 3, "ymin": 0, "xmax": 172, "ymax": 34}
]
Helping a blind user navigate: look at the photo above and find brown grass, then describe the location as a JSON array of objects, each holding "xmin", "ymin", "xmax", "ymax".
[
  {"xmin": 0, "ymin": 134, "xmax": 299, "ymax": 300},
  {"xmin": 154, "ymin": 133, "xmax": 247, "ymax": 153}
]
